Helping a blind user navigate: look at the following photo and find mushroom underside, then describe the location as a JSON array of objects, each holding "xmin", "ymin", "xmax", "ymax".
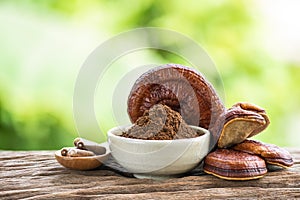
[{"xmin": 218, "ymin": 118, "xmax": 266, "ymax": 148}]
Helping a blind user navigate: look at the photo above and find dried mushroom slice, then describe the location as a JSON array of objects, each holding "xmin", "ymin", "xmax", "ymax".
[
  {"xmin": 203, "ymin": 149, "xmax": 267, "ymax": 180},
  {"xmin": 217, "ymin": 102, "xmax": 270, "ymax": 148},
  {"xmin": 127, "ymin": 64, "xmax": 225, "ymax": 144},
  {"xmin": 232, "ymin": 140, "xmax": 294, "ymax": 168}
]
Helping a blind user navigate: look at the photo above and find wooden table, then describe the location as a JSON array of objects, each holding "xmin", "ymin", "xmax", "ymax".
[{"xmin": 1, "ymin": 148, "xmax": 300, "ymax": 199}]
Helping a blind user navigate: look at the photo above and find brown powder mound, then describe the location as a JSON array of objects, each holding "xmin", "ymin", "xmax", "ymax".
[{"xmin": 122, "ymin": 104, "xmax": 203, "ymax": 140}]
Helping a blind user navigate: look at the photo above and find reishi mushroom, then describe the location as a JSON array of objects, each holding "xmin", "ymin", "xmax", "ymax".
[
  {"xmin": 127, "ymin": 64, "xmax": 225, "ymax": 147},
  {"xmin": 127, "ymin": 64, "xmax": 293, "ymax": 180},
  {"xmin": 232, "ymin": 139, "xmax": 294, "ymax": 168},
  {"xmin": 203, "ymin": 149, "xmax": 267, "ymax": 180},
  {"xmin": 217, "ymin": 102, "xmax": 270, "ymax": 148}
]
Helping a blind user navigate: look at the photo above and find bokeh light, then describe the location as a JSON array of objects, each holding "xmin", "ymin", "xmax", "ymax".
[{"xmin": 1, "ymin": 0, "xmax": 299, "ymax": 149}]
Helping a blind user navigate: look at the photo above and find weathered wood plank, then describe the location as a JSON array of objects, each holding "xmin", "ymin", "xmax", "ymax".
[{"xmin": 0, "ymin": 148, "xmax": 299, "ymax": 199}]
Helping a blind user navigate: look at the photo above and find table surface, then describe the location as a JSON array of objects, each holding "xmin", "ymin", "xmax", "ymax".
[{"xmin": 1, "ymin": 148, "xmax": 300, "ymax": 200}]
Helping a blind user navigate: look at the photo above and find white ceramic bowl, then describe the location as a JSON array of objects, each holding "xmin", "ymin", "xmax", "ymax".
[{"xmin": 107, "ymin": 125, "xmax": 210, "ymax": 180}]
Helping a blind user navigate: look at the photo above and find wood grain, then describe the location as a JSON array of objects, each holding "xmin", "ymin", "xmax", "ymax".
[{"xmin": 0, "ymin": 148, "xmax": 299, "ymax": 199}]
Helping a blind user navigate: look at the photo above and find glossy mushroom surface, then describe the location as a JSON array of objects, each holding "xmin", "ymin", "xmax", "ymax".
[
  {"xmin": 217, "ymin": 102, "xmax": 270, "ymax": 148},
  {"xmin": 203, "ymin": 149, "xmax": 267, "ymax": 180},
  {"xmin": 127, "ymin": 64, "xmax": 225, "ymax": 145},
  {"xmin": 232, "ymin": 140, "xmax": 294, "ymax": 168}
]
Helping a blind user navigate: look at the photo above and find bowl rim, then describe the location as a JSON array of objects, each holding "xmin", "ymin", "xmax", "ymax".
[{"xmin": 107, "ymin": 124, "xmax": 210, "ymax": 144}]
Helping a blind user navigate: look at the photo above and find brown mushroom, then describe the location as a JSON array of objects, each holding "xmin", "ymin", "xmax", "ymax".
[
  {"xmin": 217, "ymin": 103, "xmax": 270, "ymax": 148},
  {"xmin": 232, "ymin": 140, "xmax": 294, "ymax": 168},
  {"xmin": 125, "ymin": 64, "xmax": 291, "ymax": 180},
  {"xmin": 127, "ymin": 64, "xmax": 226, "ymax": 146},
  {"xmin": 127, "ymin": 65, "xmax": 271, "ymax": 149},
  {"xmin": 203, "ymin": 149, "xmax": 267, "ymax": 180}
]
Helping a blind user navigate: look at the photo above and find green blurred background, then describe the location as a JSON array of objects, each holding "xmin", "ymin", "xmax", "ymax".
[{"xmin": 1, "ymin": 0, "xmax": 300, "ymax": 150}]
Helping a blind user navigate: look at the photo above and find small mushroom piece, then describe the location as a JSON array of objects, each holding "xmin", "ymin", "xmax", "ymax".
[
  {"xmin": 232, "ymin": 140, "xmax": 294, "ymax": 168},
  {"xmin": 217, "ymin": 102, "xmax": 270, "ymax": 148},
  {"xmin": 203, "ymin": 149, "xmax": 267, "ymax": 180},
  {"xmin": 73, "ymin": 137, "xmax": 107, "ymax": 155}
]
